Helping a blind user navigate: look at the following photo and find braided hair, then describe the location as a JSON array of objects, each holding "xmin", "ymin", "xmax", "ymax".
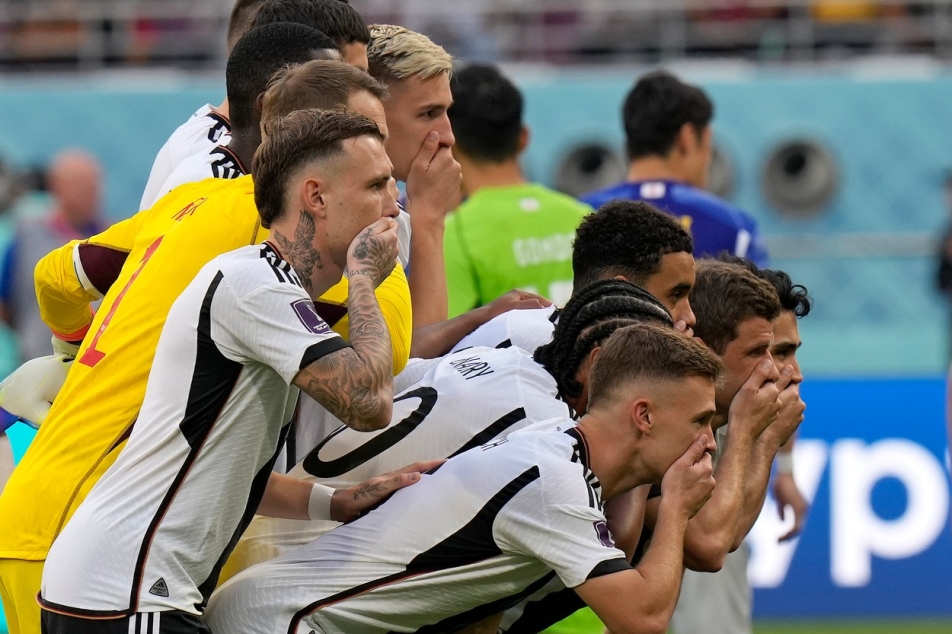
[{"xmin": 534, "ymin": 280, "xmax": 673, "ymax": 401}]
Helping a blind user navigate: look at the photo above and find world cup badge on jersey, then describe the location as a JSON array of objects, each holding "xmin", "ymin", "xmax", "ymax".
[{"xmin": 291, "ymin": 299, "xmax": 332, "ymax": 334}]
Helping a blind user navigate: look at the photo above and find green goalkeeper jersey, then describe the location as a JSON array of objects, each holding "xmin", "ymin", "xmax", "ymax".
[{"xmin": 444, "ymin": 183, "xmax": 591, "ymax": 317}]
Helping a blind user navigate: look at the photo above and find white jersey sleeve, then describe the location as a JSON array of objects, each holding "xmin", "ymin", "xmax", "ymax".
[
  {"xmin": 451, "ymin": 306, "xmax": 558, "ymax": 355},
  {"xmin": 494, "ymin": 435, "xmax": 630, "ymax": 589},
  {"xmin": 140, "ymin": 104, "xmax": 231, "ymax": 210},
  {"xmin": 213, "ymin": 254, "xmax": 350, "ymax": 385}
]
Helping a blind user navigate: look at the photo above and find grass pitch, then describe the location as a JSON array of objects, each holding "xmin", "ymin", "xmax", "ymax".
[{"xmin": 544, "ymin": 609, "xmax": 952, "ymax": 633}]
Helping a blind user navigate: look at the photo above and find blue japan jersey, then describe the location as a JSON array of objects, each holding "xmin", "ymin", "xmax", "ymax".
[{"xmin": 581, "ymin": 180, "xmax": 768, "ymax": 266}]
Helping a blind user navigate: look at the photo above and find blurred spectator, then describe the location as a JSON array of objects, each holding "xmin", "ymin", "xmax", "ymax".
[
  {"xmin": 444, "ymin": 64, "xmax": 591, "ymax": 316},
  {"xmin": 0, "ymin": 149, "xmax": 105, "ymax": 362}
]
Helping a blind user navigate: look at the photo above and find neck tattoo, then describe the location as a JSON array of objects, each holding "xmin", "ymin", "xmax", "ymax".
[{"xmin": 273, "ymin": 209, "xmax": 323, "ymax": 292}]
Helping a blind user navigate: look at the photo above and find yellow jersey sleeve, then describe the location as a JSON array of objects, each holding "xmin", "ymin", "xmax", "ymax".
[
  {"xmin": 34, "ymin": 211, "xmax": 150, "ymax": 341},
  {"xmin": 317, "ymin": 263, "xmax": 412, "ymax": 375},
  {"xmin": 0, "ymin": 177, "xmax": 260, "ymax": 560}
]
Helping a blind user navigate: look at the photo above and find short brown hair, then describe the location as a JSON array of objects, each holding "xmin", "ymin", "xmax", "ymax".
[
  {"xmin": 588, "ymin": 323, "xmax": 723, "ymax": 408},
  {"xmin": 262, "ymin": 60, "xmax": 388, "ymax": 126},
  {"xmin": 367, "ymin": 24, "xmax": 453, "ymax": 86},
  {"xmin": 226, "ymin": 0, "xmax": 268, "ymax": 53},
  {"xmin": 691, "ymin": 260, "xmax": 782, "ymax": 355},
  {"xmin": 253, "ymin": 108, "xmax": 383, "ymax": 228}
]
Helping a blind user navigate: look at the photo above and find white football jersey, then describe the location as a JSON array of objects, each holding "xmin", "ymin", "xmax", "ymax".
[
  {"xmin": 205, "ymin": 424, "xmax": 630, "ymax": 634},
  {"xmin": 230, "ymin": 346, "xmax": 571, "ymax": 571},
  {"xmin": 140, "ymin": 104, "xmax": 231, "ymax": 211},
  {"xmin": 451, "ymin": 305, "xmax": 559, "ymax": 355},
  {"xmin": 41, "ymin": 243, "xmax": 348, "ymax": 618},
  {"xmin": 150, "ymin": 140, "xmax": 243, "ymax": 207}
]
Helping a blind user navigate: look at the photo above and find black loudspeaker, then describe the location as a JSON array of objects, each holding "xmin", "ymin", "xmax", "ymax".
[
  {"xmin": 554, "ymin": 143, "xmax": 626, "ymax": 198},
  {"xmin": 761, "ymin": 138, "xmax": 839, "ymax": 217}
]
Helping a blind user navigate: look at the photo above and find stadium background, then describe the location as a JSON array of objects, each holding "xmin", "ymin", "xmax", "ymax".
[{"xmin": 0, "ymin": 1, "xmax": 951, "ymax": 632}]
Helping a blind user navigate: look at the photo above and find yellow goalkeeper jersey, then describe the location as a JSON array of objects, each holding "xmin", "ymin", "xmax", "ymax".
[{"xmin": 0, "ymin": 175, "xmax": 411, "ymax": 560}]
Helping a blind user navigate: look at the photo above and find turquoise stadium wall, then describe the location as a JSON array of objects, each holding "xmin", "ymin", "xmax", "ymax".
[{"xmin": 0, "ymin": 69, "xmax": 948, "ymax": 377}]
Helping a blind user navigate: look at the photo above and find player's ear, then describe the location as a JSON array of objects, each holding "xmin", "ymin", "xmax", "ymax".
[
  {"xmin": 302, "ymin": 177, "xmax": 328, "ymax": 219},
  {"xmin": 630, "ymin": 398, "xmax": 651, "ymax": 437},
  {"xmin": 517, "ymin": 126, "xmax": 530, "ymax": 154},
  {"xmin": 676, "ymin": 123, "xmax": 696, "ymax": 156}
]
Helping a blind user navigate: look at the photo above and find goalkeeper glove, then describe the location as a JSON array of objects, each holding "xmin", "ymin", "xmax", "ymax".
[{"xmin": 0, "ymin": 337, "xmax": 80, "ymax": 429}]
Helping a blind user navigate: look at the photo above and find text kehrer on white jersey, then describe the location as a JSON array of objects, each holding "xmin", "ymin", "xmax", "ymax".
[
  {"xmin": 40, "ymin": 243, "xmax": 348, "ymax": 618},
  {"xmin": 451, "ymin": 305, "xmax": 559, "ymax": 355},
  {"xmin": 205, "ymin": 424, "xmax": 630, "ymax": 634},
  {"xmin": 226, "ymin": 345, "xmax": 571, "ymax": 572}
]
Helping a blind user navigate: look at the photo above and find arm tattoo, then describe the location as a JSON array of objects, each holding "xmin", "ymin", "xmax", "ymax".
[
  {"xmin": 297, "ymin": 274, "xmax": 393, "ymax": 431},
  {"xmin": 273, "ymin": 210, "xmax": 323, "ymax": 293}
]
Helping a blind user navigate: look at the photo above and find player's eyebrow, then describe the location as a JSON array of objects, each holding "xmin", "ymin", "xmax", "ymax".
[{"xmin": 419, "ymin": 101, "xmax": 452, "ymax": 112}]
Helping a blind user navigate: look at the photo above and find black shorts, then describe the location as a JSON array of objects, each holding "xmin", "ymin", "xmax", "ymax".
[{"xmin": 41, "ymin": 609, "xmax": 211, "ymax": 634}]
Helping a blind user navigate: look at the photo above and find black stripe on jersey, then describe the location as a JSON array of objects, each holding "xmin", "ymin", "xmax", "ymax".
[
  {"xmin": 565, "ymin": 427, "xmax": 601, "ymax": 509},
  {"xmin": 502, "ymin": 586, "xmax": 586, "ymax": 634},
  {"xmin": 408, "ymin": 571, "xmax": 558, "ymax": 634},
  {"xmin": 548, "ymin": 309, "xmax": 561, "ymax": 324},
  {"xmin": 129, "ymin": 272, "xmax": 243, "ymax": 612},
  {"xmin": 495, "ymin": 339, "xmax": 512, "ymax": 349},
  {"xmin": 260, "ymin": 243, "xmax": 302, "ymax": 286},
  {"xmin": 195, "ymin": 421, "xmax": 291, "ymax": 612},
  {"xmin": 289, "ymin": 466, "xmax": 541, "ymax": 633},
  {"xmin": 211, "ymin": 145, "xmax": 248, "ymax": 179},
  {"xmin": 408, "ymin": 465, "xmax": 540, "ymax": 570},
  {"xmin": 588, "ymin": 558, "xmax": 631, "ymax": 579},
  {"xmin": 448, "ymin": 408, "xmax": 527, "ymax": 458},
  {"xmin": 302, "ymin": 386, "xmax": 439, "ymax": 478},
  {"xmin": 502, "ymin": 559, "xmax": 632, "ymax": 634},
  {"xmin": 206, "ymin": 111, "xmax": 231, "ymax": 143},
  {"xmin": 299, "ymin": 338, "xmax": 351, "ymax": 370},
  {"xmin": 564, "ymin": 427, "xmax": 590, "ymax": 470}
]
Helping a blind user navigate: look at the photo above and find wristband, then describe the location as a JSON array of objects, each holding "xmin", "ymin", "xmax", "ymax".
[
  {"xmin": 307, "ymin": 483, "xmax": 335, "ymax": 520},
  {"xmin": 50, "ymin": 336, "xmax": 81, "ymax": 358},
  {"xmin": 775, "ymin": 451, "xmax": 794, "ymax": 476}
]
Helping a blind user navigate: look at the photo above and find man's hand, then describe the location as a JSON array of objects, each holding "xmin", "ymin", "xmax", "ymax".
[
  {"xmin": 727, "ymin": 360, "xmax": 788, "ymax": 441},
  {"xmin": 0, "ymin": 337, "xmax": 79, "ymax": 428},
  {"xmin": 483, "ymin": 289, "xmax": 552, "ymax": 321},
  {"xmin": 346, "ymin": 217, "xmax": 400, "ymax": 287},
  {"xmin": 329, "ymin": 459, "xmax": 444, "ymax": 523},
  {"xmin": 773, "ymin": 471, "xmax": 809, "ymax": 542},
  {"xmin": 762, "ymin": 378, "xmax": 805, "ymax": 448},
  {"xmin": 660, "ymin": 435, "xmax": 716, "ymax": 519},
  {"xmin": 405, "ymin": 131, "xmax": 462, "ymax": 221}
]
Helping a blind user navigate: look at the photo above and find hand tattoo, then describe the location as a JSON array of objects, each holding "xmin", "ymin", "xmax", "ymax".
[
  {"xmin": 350, "ymin": 226, "xmax": 393, "ymax": 283},
  {"xmin": 273, "ymin": 210, "xmax": 323, "ymax": 292}
]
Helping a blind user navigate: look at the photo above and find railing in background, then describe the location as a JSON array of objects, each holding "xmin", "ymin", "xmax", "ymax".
[{"xmin": 6, "ymin": 1, "xmax": 952, "ymax": 69}]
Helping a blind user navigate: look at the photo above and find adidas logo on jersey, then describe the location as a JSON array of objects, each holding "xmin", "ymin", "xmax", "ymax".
[{"xmin": 149, "ymin": 578, "xmax": 170, "ymax": 597}]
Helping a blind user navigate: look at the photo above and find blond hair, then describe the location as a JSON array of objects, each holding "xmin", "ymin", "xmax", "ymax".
[{"xmin": 367, "ymin": 24, "xmax": 453, "ymax": 85}]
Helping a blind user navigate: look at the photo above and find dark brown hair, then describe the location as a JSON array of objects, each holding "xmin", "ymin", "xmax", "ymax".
[
  {"xmin": 588, "ymin": 323, "xmax": 723, "ymax": 408},
  {"xmin": 691, "ymin": 259, "xmax": 782, "ymax": 354},
  {"xmin": 262, "ymin": 60, "xmax": 387, "ymax": 126},
  {"xmin": 253, "ymin": 108, "xmax": 382, "ymax": 228}
]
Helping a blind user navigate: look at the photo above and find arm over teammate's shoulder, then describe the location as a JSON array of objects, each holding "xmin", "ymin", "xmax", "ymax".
[{"xmin": 34, "ymin": 210, "xmax": 150, "ymax": 342}]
